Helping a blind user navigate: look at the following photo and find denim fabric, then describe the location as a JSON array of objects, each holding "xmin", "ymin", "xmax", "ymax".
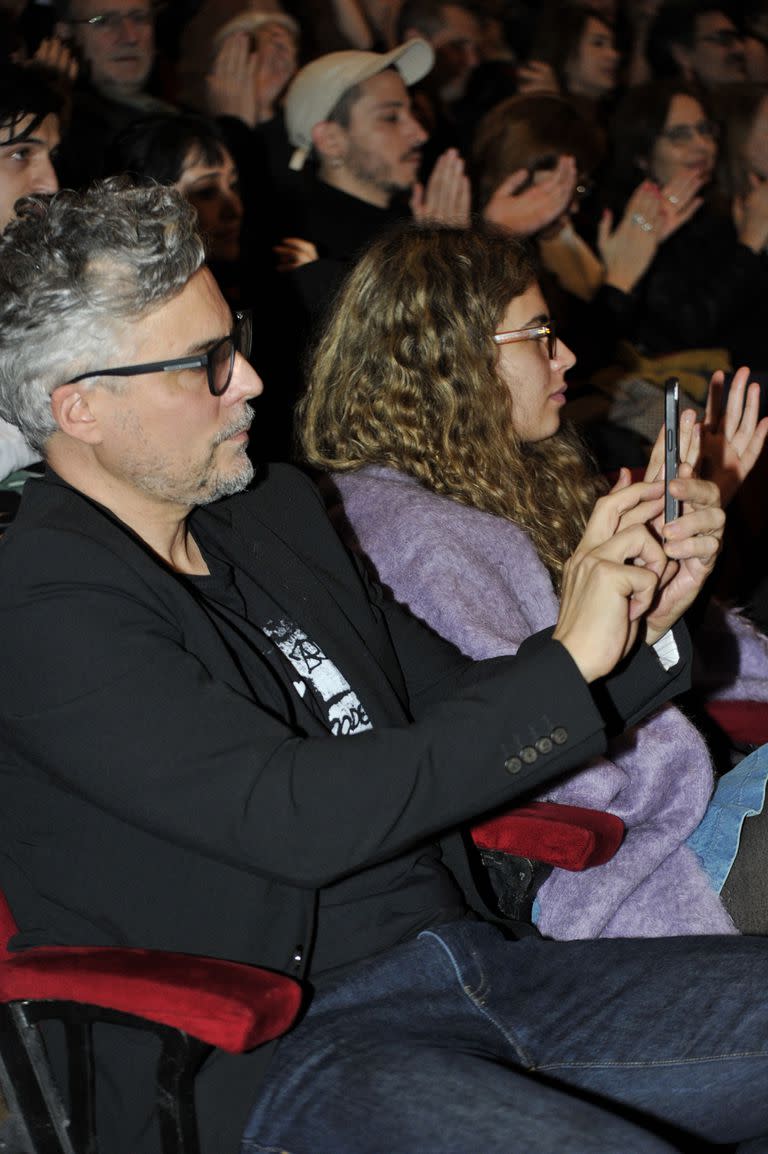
[
  {"xmin": 241, "ymin": 920, "xmax": 768, "ymax": 1154},
  {"xmin": 688, "ymin": 742, "xmax": 768, "ymax": 892}
]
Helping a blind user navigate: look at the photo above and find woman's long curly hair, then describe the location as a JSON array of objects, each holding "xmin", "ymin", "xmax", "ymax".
[{"xmin": 298, "ymin": 222, "xmax": 600, "ymax": 588}]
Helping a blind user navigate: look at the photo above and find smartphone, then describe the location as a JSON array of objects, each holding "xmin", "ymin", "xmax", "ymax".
[{"xmin": 664, "ymin": 376, "xmax": 680, "ymax": 523}]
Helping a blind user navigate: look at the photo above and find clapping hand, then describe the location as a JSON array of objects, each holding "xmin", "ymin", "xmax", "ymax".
[
  {"xmin": 700, "ymin": 367, "xmax": 768, "ymax": 507},
  {"xmin": 483, "ymin": 156, "xmax": 577, "ymax": 236},
  {"xmin": 410, "ymin": 149, "xmax": 471, "ymax": 227}
]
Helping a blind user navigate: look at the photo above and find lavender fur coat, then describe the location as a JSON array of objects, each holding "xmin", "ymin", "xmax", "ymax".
[{"xmin": 332, "ymin": 465, "xmax": 766, "ymax": 939}]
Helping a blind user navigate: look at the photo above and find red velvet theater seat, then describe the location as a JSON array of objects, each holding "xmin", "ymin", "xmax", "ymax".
[{"xmin": 0, "ymin": 802, "xmax": 624, "ymax": 1153}]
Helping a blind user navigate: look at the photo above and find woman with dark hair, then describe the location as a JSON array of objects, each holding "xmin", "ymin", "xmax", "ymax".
[
  {"xmin": 574, "ymin": 79, "xmax": 768, "ymax": 457},
  {"xmin": 602, "ymin": 79, "xmax": 768, "ymax": 347},
  {"xmin": 299, "ymin": 221, "xmax": 768, "ymax": 939},
  {"xmin": 107, "ymin": 114, "xmax": 244, "ymax": 275},
  {"xmin": 535, "ymin": 4, "xmax": 621, "ymax": 106}
]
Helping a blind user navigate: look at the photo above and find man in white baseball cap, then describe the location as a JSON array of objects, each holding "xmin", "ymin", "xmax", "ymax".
[{"xmin": 276, "ymin": 40, "xmax": 469, "ymax": 320}]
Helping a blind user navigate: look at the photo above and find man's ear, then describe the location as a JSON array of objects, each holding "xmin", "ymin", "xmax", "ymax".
[
  {"xmin": 312, "ymin": 120, "xmax": 348, "ymax": 165},
  {"xmin": 50, "ymin": 384, "xmax": 103, "ymax": 445}
]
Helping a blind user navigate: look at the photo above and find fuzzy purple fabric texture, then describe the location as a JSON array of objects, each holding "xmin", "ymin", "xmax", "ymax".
[{"xmin": 334, "ymin": 465, "xmax": 739, "ymax": 939}]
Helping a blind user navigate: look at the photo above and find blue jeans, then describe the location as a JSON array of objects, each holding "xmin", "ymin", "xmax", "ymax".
[{"xmin": 241, "ymin": 920, "xmax": 768, "ymax": 1154}]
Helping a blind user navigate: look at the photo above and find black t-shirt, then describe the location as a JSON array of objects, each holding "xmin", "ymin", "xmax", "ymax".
[{"xmin": 188, "ymin": 539, "xmax": 467, "ymax": 980}]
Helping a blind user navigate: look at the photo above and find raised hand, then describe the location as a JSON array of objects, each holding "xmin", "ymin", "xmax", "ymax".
[
  {"xmin": 655, "ymin": 170, "xmax": 705, "ymax": 241},
  {"xmin": 410, "ymin": 149, "xmax": 471, "ymax": 227},
  {"xmin": 598, "ymin": 180, "xmax": 664, "ymax": 293},
  {"xmin": 483, "ymin": 156, "xmax": 577, "ymax": 237},
  {"xmin": 206, "ymin": 32, "xmax": 258, "ymax": 127},
  {"xmin": 253, "ymin": 23, "xmax": 297, "ymax": 122},
  {"xmin": 32, "ymin": 36, "xmax": 79, "ymax": 82},
  {"xmin": 273, "ymin": 237, "xmax": 319, "ymax": 272},
  {"xmin": 643, "ymin": 407, "xmax": 700, "ymax": 484},
  {"xmin": 700, "ymin": 366, "xmax": 768, "ymax": 507},
  {"xmin": 516, "ymin": 59, "xmax": 559, "ymax": 95}
]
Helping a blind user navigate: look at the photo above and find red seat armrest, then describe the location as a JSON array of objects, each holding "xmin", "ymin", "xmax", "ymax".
[
  {"xmin": 0, "ymin": 945, "xmax": 302, "ymax": 1053},
  {"xmin": 704, "ymin": 700, "xmax": 768, "ymax": 747},
  {"xmin": 471, "ymin": 801, "xmax": 625, "ymax": 871}
]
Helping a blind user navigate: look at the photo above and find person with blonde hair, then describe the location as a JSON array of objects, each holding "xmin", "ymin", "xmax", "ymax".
[{"xmin": 300, "ymin": 220, "xmax": 768, "ymax": 939}]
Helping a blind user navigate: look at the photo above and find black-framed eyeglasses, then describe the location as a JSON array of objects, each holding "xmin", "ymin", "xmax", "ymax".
[
  {"xmin": 66, "ymin": 310, "xmax": 252, "ymax": 397},
  {"xmin": 68, "ymin": 8, "xmax": 154, "ymax": 31},
  {"xmin": 660, "ymin": 119, "xmax": 719, "ymax": 145},
  {"xmin": 493, "ymin": 319, "xmax": 557, "ymax": 360}
]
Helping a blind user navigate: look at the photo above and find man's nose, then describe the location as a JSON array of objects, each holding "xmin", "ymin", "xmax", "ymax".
[
  {"xmin": 33, "ymin": 155, "xmax": 59, "ymax": 196},
  {"xmin": 226, "ymin": 354, "xmax": 264, "ymax": 402},
  {"xmin": 116, "ymin": 14, "xmax": 141, "ymax": 40}
]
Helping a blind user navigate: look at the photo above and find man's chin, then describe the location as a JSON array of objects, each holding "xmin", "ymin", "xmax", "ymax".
[
  {"xmin": 197, "ymin": 460, "xmax": 255, "ymax": 505},
  {"xmin": 101, "ymin": 60, "xmax": 152, "ymax": 91}
]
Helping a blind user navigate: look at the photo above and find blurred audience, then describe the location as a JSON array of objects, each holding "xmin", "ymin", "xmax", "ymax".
[
  {"xmin": 0, "ymin": 60, "xmax": 62, "ymax": 485},
  {"xmin": 54, "ymin": 0, "xmax": 176, "ymax": 187},
  {"xmin": 535, "ymin": 3, "xmax": 621, "ymax": 110},
  {"xmin": 106, "ymin": 114, "xmax": 245, "ymax": 297},
  {"xmin": 648, "ymin": 1, "xmax": 748, "ymax": 89}
]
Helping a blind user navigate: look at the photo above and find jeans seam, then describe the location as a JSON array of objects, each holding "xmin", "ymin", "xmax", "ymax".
[
  {"xmin": 419, "ymin": 928, "xmax": 534, "ymax": 1066},
  {"xmin": 537, "ymin": 1050, "xmax": 768, "ymax": 1073},
  {"xmin": 240, "ymin": 1143, "xmax": 294, "ymax": 1153}
]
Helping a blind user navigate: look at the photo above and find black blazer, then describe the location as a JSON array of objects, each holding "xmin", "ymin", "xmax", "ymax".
[{"xmin": 0, "ymin": 463, "xmax": 691, "ymax": 1152}]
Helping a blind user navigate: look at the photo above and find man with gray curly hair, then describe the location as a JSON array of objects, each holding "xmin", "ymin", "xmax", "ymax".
[
  {"xmin": 0, "ymin": 181, "xmax": 258, "ymax": 511},
  {"xmin": 1, "ymin": 180, "xmax": 768, "ymax": 1154}
]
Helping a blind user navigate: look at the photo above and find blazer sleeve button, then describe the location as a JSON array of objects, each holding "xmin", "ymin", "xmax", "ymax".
[
  {"xmin": 551, "ymin": 726, "xmax": 568, "ymax": 745},
  {"xmin": 520, "ymin": 745, "xmax": 538, "ymax": 764},
  {"xmin": 535, "ymin": 736, "xmax": 553, "ymax": 754},
  {"xmin": 504, "ymin": 755, "xmax": 523, "ymax": 774}
]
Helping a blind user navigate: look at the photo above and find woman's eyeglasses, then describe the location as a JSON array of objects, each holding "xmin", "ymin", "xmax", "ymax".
[
  {"xmin": 493, "ymin": 320, "xmax": 557, "ymax": 360},
  {"xmin": 660, "ymin": 120, "xmax": 719, "ymax": 145}
]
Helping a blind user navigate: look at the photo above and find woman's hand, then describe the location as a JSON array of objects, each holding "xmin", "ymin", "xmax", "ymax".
[
  {"xmin": 554, "ymin": 478, "xmax": 668, "ymax": 681},
  {"xmin": 598, "ymin": 174, "xmax": 703, "ymax": 294},
  {"xmin": 483, "ymin": 156, "xmax": 577, "ymax": 236},
  {"xmin": 644, "ymin": 468, "xmax": 724, "ymax": 642},
  {"xmin": 699, "ymin": 367, "xmax": 768, "ymax": 506},
  {"xmin": 613, "ymin": 463, "xmax": 724, "ymax": 643},
  {"xmin": 655, "ymin": 170, "xmax": 705, "ymax": 241},
  {"xmin": 598, "ymin": 181, "xmax": 665, "ymax": 293}
]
